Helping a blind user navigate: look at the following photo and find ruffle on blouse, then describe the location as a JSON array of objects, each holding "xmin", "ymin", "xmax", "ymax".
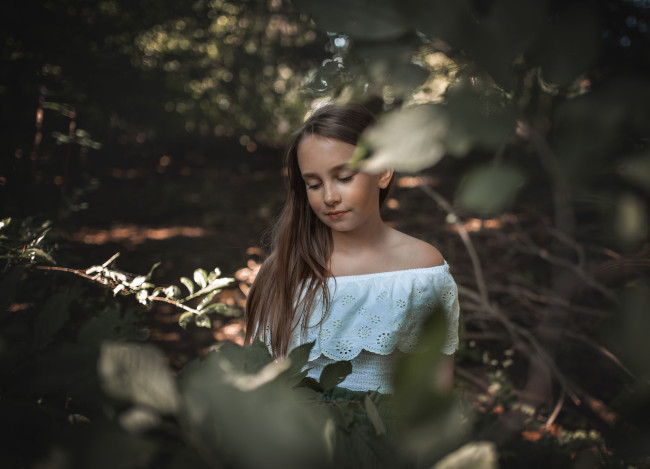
[{"xmin": 288, "ymin": 263, "xmax": 460, "ymax": 363}]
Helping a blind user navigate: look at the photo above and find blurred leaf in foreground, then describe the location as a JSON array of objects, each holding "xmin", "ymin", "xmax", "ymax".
[
  {"xmin": 358, "ymin": 105, "xmax": 448, "ymax": 173},
  {"xmin": 393, "ymin": 310, "xmax": 465, "ymax": 464},
  {"xmin": 180, "ymin": 344, "xmax": 330, "ymax": 469},
  {"xmin": 432, "ymin": 441, "xmax": 499, "ymax": 469},
  {"xmin": 456, "ymin": 165, "xmax": 526, "ymax": 217},
  {"xmin": 98, "ymin": 342, "xmax": 181, "ymax": 414}
]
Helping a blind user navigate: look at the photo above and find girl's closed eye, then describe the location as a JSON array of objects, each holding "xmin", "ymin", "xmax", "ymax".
[
  {"xmin": 338, "ymin": 173, "xmax": 356, "ymax": 182},
  {"xmin": 306, "ymin": 181, "xmax": 321, "ymax": 190}
]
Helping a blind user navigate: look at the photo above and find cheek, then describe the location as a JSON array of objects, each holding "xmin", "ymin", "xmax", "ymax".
[
  {"xmin": 305, "ymin": 191, "xmax": 320, "ymax": 211},
  {"xmin": 351, "ymin": 177, "xmax": 379, "ymax": 204}
]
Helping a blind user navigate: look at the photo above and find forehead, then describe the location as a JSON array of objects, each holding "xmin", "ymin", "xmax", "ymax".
[{"xmin": 296, "ymin": 135, "xmax": 356, "ymax": 175}]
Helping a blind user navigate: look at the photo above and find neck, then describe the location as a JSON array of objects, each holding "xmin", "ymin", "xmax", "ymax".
[{"xmin": 330, "ymin": 213, "xmax": 389, "ymax": 254}]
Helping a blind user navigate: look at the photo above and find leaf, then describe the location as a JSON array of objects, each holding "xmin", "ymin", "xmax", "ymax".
[
  {"xmin": 364, "ymin": 395, "xmax": 387, "ymax": 436},
  {"xmin": 180, "ymin": 349, "xmax": 330, "ymax": 469},
  {"xmin": 136, "ymin": 290, "xmax": 151, "ymax": 306},
  {"xmin": 193, "ymin": 268, "xmax": 208, "ymax": 288},
  {"xmin": 194, "ymin": 313, "xmax": 211, "ymax": 329},
  {"xmin": 42, "ymin": 101, "xmax": 62, "ymax": 111},
  {"xmin": 200, "ymin": 302, "xmax": 229, "ymax": 314},
  {"xmin": 145, "ymin": 262, "xmax": 161, "ymax": 281},
  {"xmin": 319, "ymin": 361, "xmax": 352, "ymax": 391},
  {"xmin": 444, "ymin": 79, "xmax": 517, "ymax": 155},
  {"xmin": 360, "ymin": 105, "xmax": 449, "ymax": 173},
  {"xmin": 51, "ymin": 131, "xmax": 72, "ymax": 144},
  {"xmin": 98, "ymin": 342, "xmax": 181, "ymax": 414},
  {"xmin": 180, "ymin": 277, "xmax": 195, "ymax": 295},
  {"xmin": 432, "ymin": 441, "xmax": 499, "ymax": 469},
  {"xmin": 388, "ymin": 62, "xmax": 431, "ymax": 97},
  {"xmin": 618, "ymin": 153, "xmax": 650, "ymax": 194},
  {"xmin": 287, "ymin": 342, "xmax": 315, "ymax": 372},
  {"xmin": 280, "ymin": 342, "xmax": 316, "ymax": 385},
  {"xmin": 197, "ymin": 290, "xmax": 218, "ymax": 311},
  {"xmin": 207, "ymin": 277, "xmax": 234, "ymax": 289},
  {"xmin": 207, "ymin": 267, "xmax": 222, "ymax": 282},
  {"xmin": 213, "ymin": 339, "xmax": 273, "ymax": 375},
  {"xmin": 456, "ymin": 165, "xmax": 525, "ymax": 216},
  {"xmin": 130, "ymin": 276, "xmax": 147, "ymax": 288},
  {"xmin": 228, "ymin": 359, "xmax": 291, "ymax": 391},
  {"xmin": 22, "ymin": 248, "xmax": 55, "ymax": 265},
  {"xmin": 163, "ymin": 285, "xmax": 182, "ymax": 299},
  {"xmin": 178, "ymin": 311, "xmax": 194, "ymax": 329},
  {"xmin": 118, "ymin": 406, "xmax": 162, "ymax": 434}
]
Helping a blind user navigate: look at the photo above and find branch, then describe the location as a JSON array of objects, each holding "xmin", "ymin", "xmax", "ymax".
[{"xmin": 418, "ymin": 185, "xmax": 489, "ymax": 304}]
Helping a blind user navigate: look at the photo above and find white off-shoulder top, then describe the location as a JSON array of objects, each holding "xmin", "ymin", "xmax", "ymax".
[{"xmin": 283, "ymin": 262, "xmax": 460, "ymax": 393}]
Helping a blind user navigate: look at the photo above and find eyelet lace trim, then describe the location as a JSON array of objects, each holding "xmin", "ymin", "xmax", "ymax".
[{"xmin": 294, "ymin": 268, "xmax": 460, "ymax": 362}]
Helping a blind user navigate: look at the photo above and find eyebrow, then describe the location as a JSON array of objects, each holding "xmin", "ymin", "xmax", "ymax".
[{"xmin": 301, "ymin": 163, "xmax": 352, "ymax": 179}]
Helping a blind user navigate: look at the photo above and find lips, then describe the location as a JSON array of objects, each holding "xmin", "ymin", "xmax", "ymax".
[{"xmin": 326, "ymin": 210, "xmax": 348, "ymax": 220}]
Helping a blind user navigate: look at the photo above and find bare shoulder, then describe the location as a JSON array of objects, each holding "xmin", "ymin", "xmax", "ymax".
[{"xmin": 386, "ymin": 228, "xmax": 444, "ymax": 270}]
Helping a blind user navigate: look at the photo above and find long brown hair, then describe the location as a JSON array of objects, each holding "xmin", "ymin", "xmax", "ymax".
[{"xmin": 245, "ymin": 104, "xmax": 394, "ymax": 358}]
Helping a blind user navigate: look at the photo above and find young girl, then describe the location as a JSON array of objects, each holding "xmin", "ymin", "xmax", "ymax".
[{"xmin": 245, "ymin": 104, "xmax": 459, "ymax": 395}]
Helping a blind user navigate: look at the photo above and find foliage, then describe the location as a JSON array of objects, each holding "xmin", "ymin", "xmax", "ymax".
[
  {"xmin": 2, "ymin": 0, "xmax": 650, "ymax": 467},
  {"xmin": 0, "ymin": 217, "xmax": 475, "ymax": 468},
  {"xmin": 293, "ymin": 0, "xmax": 650, "ymax": 466},
  {"xmin": 1, "ymin": 0, "xmax": 327, "ymax": 220}
]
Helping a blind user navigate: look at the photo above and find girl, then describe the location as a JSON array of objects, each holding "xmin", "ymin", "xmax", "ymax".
[{"xmin": 245, "ymin": 103, "xmax": 459, "ymax": 395}]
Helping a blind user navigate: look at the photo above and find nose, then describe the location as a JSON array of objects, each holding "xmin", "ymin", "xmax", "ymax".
[{"xmin": 323, "ymin": 183, "xmax": 341, "ymax": 206}]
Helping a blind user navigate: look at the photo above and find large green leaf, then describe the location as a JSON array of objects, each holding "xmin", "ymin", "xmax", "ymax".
[
  {"xmin": 319, "ymin": 360, "xmax": 352, "ymax": 391},
  {"xmin": 212, "ymin": 339, "xmax": 274, "ymax": 375},
  {"xmin": 618, "ymin": 153, "xmax": 650, "ymax": 194},
  {"xmin": 455, "ymin": 165, "xmax": 525, "ymax": 216},
  {"xmin": 432, "ymin": 441, "xmax": 499, "ymax": 469},
  {"xmin": 359, "ymin": 104, "xmax": 448, "ymax": 173},
  {"xmin": 444, "ymin": 79, "xmax": 517, "ymax": 155},
  {"xmin": 98, "ymin": 342, "xmax": 181, "ymax": 414},
  {"xmin": 392, "ymin": 311, "xmax": 464, "ymax": 462},
  {"xmin": 180, "ymin": 347, "xmax": 330, "ymax": 469}
]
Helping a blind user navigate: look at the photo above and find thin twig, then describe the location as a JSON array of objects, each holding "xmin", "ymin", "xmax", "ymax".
[
  {"xmin": 36, "ymin": 265, "xmax": 203, "ymax": 316},
  {"xmin": 418, "ymin": 185, "xmax": 489, "ymax": 303},
  {"xmin": 545, "ymin": 389, "xmax": 565, "ymax": 429}
]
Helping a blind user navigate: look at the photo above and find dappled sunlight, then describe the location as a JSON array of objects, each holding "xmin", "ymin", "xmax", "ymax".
[
  {"xmin": 149, "ymin": 330, "xmax": 183, "ymax": 342},
  {"xmin": 386, "ymin": 198, "xmax": 399, "ymax": 210},
  {"xmin": 213, "ymin": 319, "xmax": 245, "ymax": 345},
  {"xmin": 447, "ymin": 214, "xmax": 518, "ymax": 233},
  {"xmin": 397, "ymin": 175, "xmax": 438, "ymax": 188},
  {"xmin": 67, "ymin": 224, "xmax": 214, "ymax": 245},
  {"xmin": 234, "ymin": 254, "xmax": 262, "ymax": 297}
]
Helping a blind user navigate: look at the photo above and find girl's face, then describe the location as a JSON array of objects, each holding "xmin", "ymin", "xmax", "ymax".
[{"xmin": 296, "ymin": 134, "xmax": 392, "ymax": 234}]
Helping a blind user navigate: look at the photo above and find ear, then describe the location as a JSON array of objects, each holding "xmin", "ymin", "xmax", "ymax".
[{"xmin": 377, "ymin": 169, "xmax": 394, "ymax": 189}]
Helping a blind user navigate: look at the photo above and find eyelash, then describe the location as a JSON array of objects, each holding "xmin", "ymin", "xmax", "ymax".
[{"xmin": 306, "ymin": 175, "xmax": 354, "ymax": 190}]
